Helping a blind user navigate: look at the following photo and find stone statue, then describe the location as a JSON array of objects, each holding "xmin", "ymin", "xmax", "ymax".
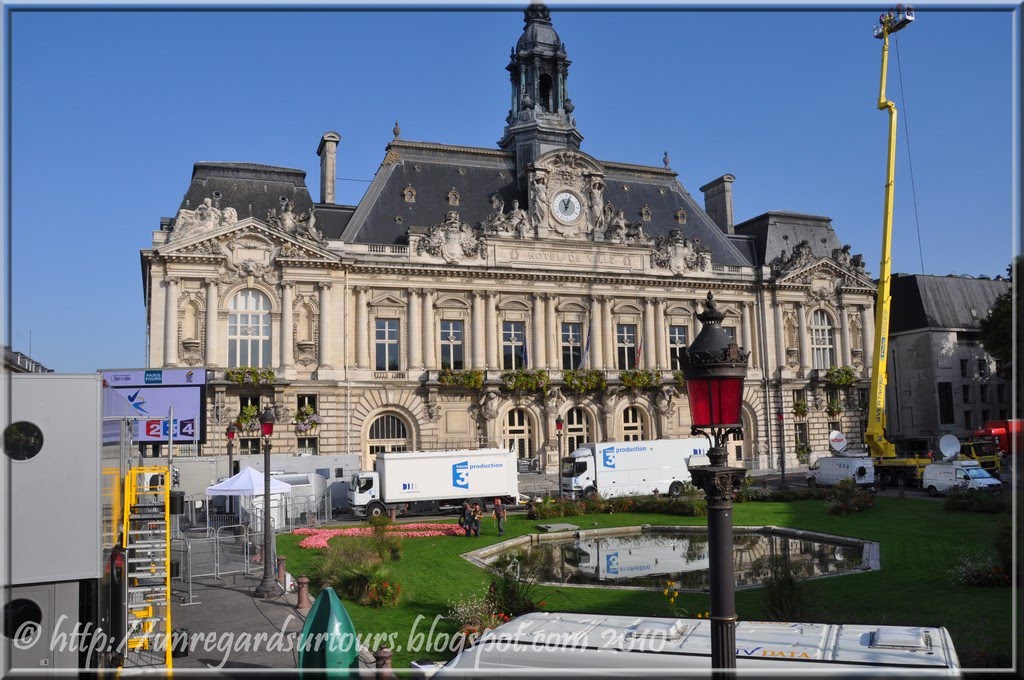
[
  {"xmin": 609, "ymin": 210, "xmax": 629, "ymax": 243},
  {"xmin": 479, "ymin": 387, "xmax": 500, "ymax": 421},
  {"xmin": 530, "ymin": 174, "xmax": 549, "ymax": 231},
  {"xmin": 832, "ymin": 244, "xmax": 852, "ymax": 267},
  {"xmin": 506, "ymin": 199, "xmax": 529, "ymax": 239},
  {"xmin": 172, "ymin": 197, "xmax": 233, "ymax": 240},
  {"xmin": 588, "ymin": 178, "xmax": 605, "ymax": 235},
  {"xmin": 851, "ymin": 253, "xmax": 866, "ymax": 275}
]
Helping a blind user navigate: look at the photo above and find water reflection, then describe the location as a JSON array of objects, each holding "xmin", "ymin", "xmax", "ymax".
[{"xmin": 495, "ymin": 531, "xmax": 864, "ymax": 590}]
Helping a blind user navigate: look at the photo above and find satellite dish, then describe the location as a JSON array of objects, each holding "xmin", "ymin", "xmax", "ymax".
[
  {"xmin": 939, "ymin": 434, "xmax": 961, "ymax": 461},
  {"xmin": 828, "ymin": 430, "xmax": 848, "ymax": 453}
]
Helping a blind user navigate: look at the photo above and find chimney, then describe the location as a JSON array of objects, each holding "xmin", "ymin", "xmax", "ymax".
[
  {"xmin": 698, "ymin": 174, "xmax": 735, "ymax": 234},
  {"xmin": 316, "ymin": 131, "xmax": 341, "ymax": 204}
]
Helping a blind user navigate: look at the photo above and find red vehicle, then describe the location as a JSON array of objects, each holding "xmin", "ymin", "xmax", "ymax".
[{"xmin": 974, "ymin": 419, "xmax": 1021, "ymax": 458}]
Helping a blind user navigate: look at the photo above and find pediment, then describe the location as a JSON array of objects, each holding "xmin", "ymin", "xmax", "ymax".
[
  {"xmin": 159, "ymin": 218, "xmax": 338, "ymax": 265},
  {"xmin": 436, "ymin": 295, "xmax": 470, "ymax": 310},
  {"xmin": 370, "ymin": 293, "xmax": 405, "ymax": 308},
  {"xmin": 775, "ymin": 258, "xmax": 873, "ymax": 288}
]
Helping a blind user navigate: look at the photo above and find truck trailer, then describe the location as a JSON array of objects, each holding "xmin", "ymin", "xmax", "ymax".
[
  {"xmin": 560, "ymin": 438, "xmax": 711, "ymax": 499},
  {"xmin": 347, "ymin": 448, "xmax": 519, "ymax": 517}
]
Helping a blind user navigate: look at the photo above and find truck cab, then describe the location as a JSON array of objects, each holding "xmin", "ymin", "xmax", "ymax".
[
  {"xmin": 347, "ymin": 472, "xmax": 380, "ymax": 514},
  {"xmin": 560, "ymin": 449, "xmax": 594, "ymax": 498}
]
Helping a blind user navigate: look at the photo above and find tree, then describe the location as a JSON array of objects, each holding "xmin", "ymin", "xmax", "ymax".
[{"xmin": 978, "ymin": 258, "xmax": 1021, "ymax": 419}]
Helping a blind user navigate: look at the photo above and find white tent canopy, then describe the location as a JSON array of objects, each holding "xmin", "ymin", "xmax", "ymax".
[{"xmin": 206, "ymin": 466, "xmax": 291, "ymax": 497}]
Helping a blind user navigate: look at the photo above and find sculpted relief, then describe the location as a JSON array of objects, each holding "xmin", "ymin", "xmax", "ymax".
[
  {"xmin": 650, "ymin": 229, "xmax": 711, "ymax": 274},
  {"xmin": 417, "ymin": 211, "xmax": 486, "ymax": 264},
  {"xmin": 171, "ymin": 198, "xmax": 238, "ymax": 241}
]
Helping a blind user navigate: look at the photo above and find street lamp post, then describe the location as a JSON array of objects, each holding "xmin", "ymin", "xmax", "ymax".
[
  {"xmin": 226, "ymin": 423, "xmax": 238, "ymax": 512},
  {"xmin": 253, "ymin": 405, "xmax": 279, "ymax": 599},
  {"xmin": 555, "ymin": 415, "xmax": 564, "ymax": 500},
  {"xmin": 680, "ymin": 292, "xmax": 749, "ymax": 673}
]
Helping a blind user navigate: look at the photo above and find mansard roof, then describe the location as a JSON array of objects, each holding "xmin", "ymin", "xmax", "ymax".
[
  {"xmin": 890, "ymin": 273, "xmax": 1009, "ymax": 333},
  {"xmin": 172, "ymin": 161, "xmax": 314, "ymax": 228},
  {"xmin": 734, "ymin": 210, "xmax": 852, "ymax": 271},
  {"xmin": 340, "ymin": 139, "xmax": 753, "ymax": 268}
]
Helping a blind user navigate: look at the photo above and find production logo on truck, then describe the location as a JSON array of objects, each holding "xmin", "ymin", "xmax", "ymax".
[
  {"xmin": 604, "ymin": 551, "xmax": 652, "ymax": 576},
  {"xmin": 601, "ymin": 444, "xmax": 648, "ymax": 468},
  {"xmin": 452, "ymin": 460, "xmax": 506, "ymax": 489}
]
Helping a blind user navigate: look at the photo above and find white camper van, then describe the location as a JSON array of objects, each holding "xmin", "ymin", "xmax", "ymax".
[
  {"xmin": 922, "ymin": 459, "xmax": 1002, "ymax": 496},
  {"xmin": 429, "ymin": 612, "xmax": 961, "ymax": 675},
  {"xmin": 560, "ymin": 439, "xmax": 711, "ymax": 499},
  {"xmin": 806, "ymin": 430, "xmax": 875, "ymax": 489},
  {"xmin": 348, "ymin": 448, "xmax": 519, "ymax": 517}
]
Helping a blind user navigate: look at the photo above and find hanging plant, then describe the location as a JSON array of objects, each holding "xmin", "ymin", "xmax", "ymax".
[
  {"xmin": 620, "ymin": 369, "xmax": 661, "ymax": 389},
  {"xmin": 438, "ymin": 369, "xmax": 485, "ymax": 389},
  {"xmin": 293, "ymin": 404, "xmax": 324, "ymax": 434},
  {"xmin": 672, "ymin": 370, "xmax": 687, "ymax": 388},
  {"xmin": 824, "ymin": 366, "xmax": 856, "ymax": 388},
  {"xmin": 796, "ymin": 443, "xmax": 812, "ymax": 465},
  {"xmin": 235, "ymin": 404, "xmax": 262, "ymax": 433},
  {"xmin": 563, "ymin": 369, "xmax": 606, "ymax": 394},
  {"xmin": 826, "ymin": 399, "xmax": 844, "ymax": 418},
  {"xmin": 225, "ymin": 367, "xmax": 276, "ymax": 386},
  {"xmin": 792, "ymin": 400, "xmax": 808, "ymax": 418},
  {"xmin": 500, "ymin": 369, "xmax": 549, "ymax": 393}
]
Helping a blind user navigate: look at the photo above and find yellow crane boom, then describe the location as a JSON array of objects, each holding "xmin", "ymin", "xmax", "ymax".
[{"xmin": 865, "ymin": 7, "xmax": 914, "ymax": 460}]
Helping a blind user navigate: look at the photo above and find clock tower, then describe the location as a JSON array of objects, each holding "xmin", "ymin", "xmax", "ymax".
[{"xmin": 498, "ymin": 3, "xmax": 584, "ymax": 184}]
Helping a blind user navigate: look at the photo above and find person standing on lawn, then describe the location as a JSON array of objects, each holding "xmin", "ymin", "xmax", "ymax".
[
  {"xmin": 471, "ymin": 502, "xmax": 482, "ymax": 537},
  {"xmin": 492, "ymin": 499, "xmax": 507, "ymax": 536},
  {"xmin": 461, "ymin": 502, "xmax": 473, "ymax": 537}
]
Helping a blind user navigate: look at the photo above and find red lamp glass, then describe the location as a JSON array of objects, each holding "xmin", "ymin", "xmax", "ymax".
[
  {"xmin": 681, "ymin": 292, "xmax": 749, "ymax": 430},
  {"xmin": 555, "ymin": 416, "xmax": 564, "ymax": 432},
  {"xmin": 259, "ymin": 406, "xmax": 276, "ymax": 437},
  {"xmin": 226, "ymin": 423, "xmax": 238, "ymax": 440}
]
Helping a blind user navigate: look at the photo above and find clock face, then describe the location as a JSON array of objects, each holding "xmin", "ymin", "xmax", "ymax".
[{"xmin": 551, "ymin": 191, "xmax": 583, "ymax": 224}]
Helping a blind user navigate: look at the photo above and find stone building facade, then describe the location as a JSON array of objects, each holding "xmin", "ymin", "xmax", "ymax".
[{"xmin": 141, "ymin": 6, "xmax": 876, "ymax": 472}]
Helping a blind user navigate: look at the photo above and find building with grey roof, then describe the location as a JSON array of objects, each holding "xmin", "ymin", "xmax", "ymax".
[
  {"xmin": 885, "ymin": 273, "xmax": 1011, "ymax": 447},
  {"xmin": 141, "ymin": 5, "xmax": 876, "ymax": 473}
]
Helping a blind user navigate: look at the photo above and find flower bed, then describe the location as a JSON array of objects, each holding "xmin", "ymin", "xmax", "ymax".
[{"xmin": 293, "ymin": 523, "xmax": 463, "ymax": 549}]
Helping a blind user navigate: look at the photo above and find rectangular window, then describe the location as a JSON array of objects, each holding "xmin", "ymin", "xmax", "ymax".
[
  {"xmin": 440, "ymin": 320, "xmax": 465, "ymax": 370},
  {"xmin": 502, "ymin": 321, "xmax": 527, "ymax": 370},
  {"xmin": 794, "ymin": 422, "xmax": 808, "ymax": 449},
  {"xmin": 793, "ymin": 389, "xmax": 806, "ymax": 408},
  {"xmin": 334, "ymin": 467, "xmax": 345, "ymax": 478},
  {"xmin": 938, "ymin": 383, "xmax": 954, "ymax": 424},
  {"xmin": 980, "ymin": 384, "xmax": 989, "ymax": 403},
  {"xmin": 297, "ymin": 437, "xmax": 318, "ymax": 455},
  {"xmin": 858, "ymin": 387, "xmax": 870, "ymax": 409},
  {"xmin": 239, "ymin": 438, "xmax": 260, "ymax": 455},
  {"xmin": 981, "ymin": 409, "xmax": 990, "ymax": 424},
  {"xmin": 828, "ymin": 420, "xmax": 841, "ymax": 434},
  {"xmin": 668, "ymin": 325, "xmax": 688, "ymax": 370},
  {"xmin": 960, "ymin": 359, "xmax": 969, "ymax": 378},
  {"xmin": 997, "ymin": 384, "xmax": 1006, "ymax": 402},
  {"xmin": 962, "ymin": 385, "xmax": 971, "ymax": 404},
  {"xmin": 616, "ymin": 324, "xmax": 637, "ymax": 370},
  {"xmin": 723, "ymin": 326, "xmax": 737, "ymax": 343},
  {"xmin": 375, "ymin": 319, "xmax": 400, "ymax": 371},
  {"xmin": 964, "ymin": 410, "xmax": 973, "ymax": 429},
  {"xmin": 977, "ymin": 359, "xmax": 988, "ymax": 377},
  {"xmin": 561, "ymin": 322, "xmax": 583, "ymax": 370},
  {"xmin": 297, "ymin": 394, "xmax": 317, "ymax": 412},
  {"xmin": 999, "ymin": 409, "xmax": 1008, "ymax": 420}
]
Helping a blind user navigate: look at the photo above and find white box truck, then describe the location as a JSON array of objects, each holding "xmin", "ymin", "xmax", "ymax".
[
  {"xmin": 560, "ymin": 438, "xmax": 711, "ymax": 499},
  {"xmin": 922, "ymin": 459, "xmax": 1002, "ymax": 496},
  {"xmin": 347, "ymin": 448, "xmax": 519, "ymax": 517},
  {"xmin": 564, "ymin": 536, "xmax": 708, "ymax": 582}
]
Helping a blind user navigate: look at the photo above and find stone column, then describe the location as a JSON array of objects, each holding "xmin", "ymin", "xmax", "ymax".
[
  {"xmin": 654, "ymin": 298, "xmax": 667, "ymax": 369},
  {"xmin": 532, "ymin": 293, "xmax": 546, "ymax": 369},
  {"xmin": 590, "ymin": 295, "xmax": 604, "ymax": 371},
  {"xmin": 603, "ymin": 297, "xmax": 615, "ymax": 369},
  {"xmin": 862, "ymin": 303, "xmax": 874, "ymax": 374},
  {"xmin": 408, "ymin": 289, "xmax": 422, "ymax": 370},
  {"xmin": 741, "ymin": 301, "xmax": 755, "ymax": 368},
  {"xmin": 422, "ymin": 289, "xmax": 435, "ymax": 371},
  {"xmin": 643, "ymin": 297, "xmax": 656, "ymax": 369},
  {"xmin": 355, "ymin": 287, "xmax": 368, "ymax": 369},
  {"xmin": 317, "ymin": 282, "xmax": 332, "ymax": 369},
  {"xmin": 280, "ymin": 282, "xmax": 294, "ymax": 369},
  {"xmin": 797, "ymin": 302, "xmax": 810, "ymax": 376},
  {"xmin": 164, "ymin": 276, "xmax": 179, "ymax": 367},
  {"xmin": 485, "ymin": 292, "xmax": 498, "ymax": 369},
  {"xmin": 204, "ymin": 278, "xmax": 218, "ymax": 366},
  {"xmin": 772, "ymin": 295, "xmax": 785, "ymax": 373},
  {"xmin": 839, "ymin": 302, "xmax": 852, "ymax": 367},
  {"xmin": 546, "ymin": 294, "xmax": 558, "ymax": 370},
  {"xmin": 472, "ymin": 292, "xmax": 485, "ymax": 369}
]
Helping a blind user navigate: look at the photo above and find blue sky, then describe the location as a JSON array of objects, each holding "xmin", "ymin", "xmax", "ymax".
[{"xmin": 6, "ymin": 3, "xmax": 1018, "ymax": 373}]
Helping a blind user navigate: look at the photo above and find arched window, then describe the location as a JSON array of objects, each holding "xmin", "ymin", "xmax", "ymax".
[
  {"xmin": 622, "ymin": 406, "xmax": 646, "ymax": 441},
  {"xmin": 565, "ymin": 407, "xmax": 591, "ymax": 454},
  {"xmin": 810, "ymin": 310, "xmax": 836, "ymax": 370},
  {"xmin": 503, "ymin": 409, "xmax": 533, "ymax": 459},
  {"xmin": 538, "ymin": 73, "xmax": 554, "ymax": 112},
  {"xmin": 228, "ymin": 289, "xmax": 271, "ymax": 368},
  {"xmin": 367, "ymin": 413, "xmax": 410, "ymax": 456}
]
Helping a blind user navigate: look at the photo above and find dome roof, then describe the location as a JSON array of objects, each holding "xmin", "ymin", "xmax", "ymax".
[{"xmin": 516, "ymin": 4, "xmax": 562, "ymax": 53}]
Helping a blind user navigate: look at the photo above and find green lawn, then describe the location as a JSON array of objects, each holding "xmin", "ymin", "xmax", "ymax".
[{"xmin": 276, "ymin": 497, "xmax": 1012, "ymax": 668}]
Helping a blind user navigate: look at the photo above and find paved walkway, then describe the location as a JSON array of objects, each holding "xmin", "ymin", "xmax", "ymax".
[{"xmin": 170, "ymin": 573, "xmax": 304, "ymax": 672}]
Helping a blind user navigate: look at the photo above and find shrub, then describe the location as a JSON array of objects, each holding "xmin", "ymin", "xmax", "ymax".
[
  {"xmin": 943, "ymin": 487, "xmax": 1008, "ymax": 514},
  {"xmin": 562, "ymin": 369, "xmax": 606, "ymax": 394},
  {"xmin": 824, "ymin": 365, "xmax": 856, "ymax": 388},
  {"xmin": 369, "ymin": 515, "xmax": 404, "ymax": 561},
  {"xmin": 948, "ymin": 552, "xmax": 1011, "ymax": 587},
  {"xmin": 446, "ymin": 594, "xmax": 508, "ymax": 633},
  {"xmin": 489, "ymin": 549, "xmax": 545, "ymax": 617},
  {"xmin": 438, "ymin": 369, "xmax": 485, "ymax": 389},
  {"xmin": 825, "ymin": 479, "xmax": 874, "ymax": 515},
  {"xmin": 753, "ymin": 557, "xmax": 807, "ymax": 620},
  {"xmin": 365, "ymin": 575, "xmax": 402, "ymax": 608},
  {"xmin": 310, "ymin": 537, "xmax": 391, "ymax": 602}
]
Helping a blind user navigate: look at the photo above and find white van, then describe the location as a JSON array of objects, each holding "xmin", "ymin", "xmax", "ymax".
[
  {"xmin": 427, "ymin": 612, "xmax": 961, "ymax": 675},
  {"xmin": 806, "ymin": 456, "xmax": 875, "ymax": 489},
  {"xmin": 922, "ymin": 459, "xmax": 1001, "ymax": 497}
]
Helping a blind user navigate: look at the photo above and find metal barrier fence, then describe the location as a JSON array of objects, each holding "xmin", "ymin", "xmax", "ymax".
[
  {"xmin": 172, "ymin": 523, "xmax": 276, "ymax": 602},
  {"xmin": 182, "ymin": 489, "xmax": 331, "ymax": 534}
]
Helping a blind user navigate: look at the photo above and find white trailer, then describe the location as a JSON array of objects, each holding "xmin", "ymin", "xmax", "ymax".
[
  {"xmin": 564, "ymin": 536, "xmax": 709, "ymax": 582},
  {"xmin": 347, "ymin": 448, "xmax": 519, "ymax": 517},
  {"xmin": 560, "ymin": 439, "xmax": 711, "ymax": 499},
  {"xmin": 431, "ymin": 612, "xmax": 961, "ymax": 675}
]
